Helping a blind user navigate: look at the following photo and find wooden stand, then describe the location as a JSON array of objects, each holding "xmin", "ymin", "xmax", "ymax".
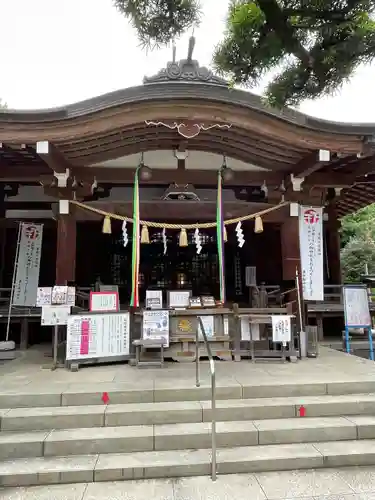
[{"xmin": 133, "ymin": 339, "xmax": 165, "ymax": 368}]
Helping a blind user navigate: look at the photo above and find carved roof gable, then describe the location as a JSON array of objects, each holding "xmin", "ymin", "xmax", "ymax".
[{"xmin": 143, "ymin": 36, "xmax": 228, "ymax": 87}]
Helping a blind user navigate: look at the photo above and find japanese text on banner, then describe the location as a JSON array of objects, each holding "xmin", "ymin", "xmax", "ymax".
[{"xmin": 299, "ymin": 206, "xmax": 324, "ymax": 301}]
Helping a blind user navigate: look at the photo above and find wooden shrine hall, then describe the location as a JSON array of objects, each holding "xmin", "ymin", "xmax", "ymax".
[{"xmin": 1, "ymin": 38, "xmax": 375, "ymax": 345}]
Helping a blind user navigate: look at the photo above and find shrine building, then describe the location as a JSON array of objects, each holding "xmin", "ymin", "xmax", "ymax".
[{"xmin": 0, "ymin": 37, "xmax": 374, "ymax": 345}]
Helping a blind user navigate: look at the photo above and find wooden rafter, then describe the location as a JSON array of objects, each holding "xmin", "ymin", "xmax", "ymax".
[
  {"xmin": 290, "ymin": 150, "xmax": 330, "ymax": 179},
  {"xmin": 36, "ymin": 141, "xmax": 73, "ymax": 174}
]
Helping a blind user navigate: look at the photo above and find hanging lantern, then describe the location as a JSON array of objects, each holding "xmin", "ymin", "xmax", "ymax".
[
  {"xmin": 141, "ymin": 225, "xmax": 150, "ymax": 243},
  {"xmin": 102, "ymin": 216, "xmax": 112, "ymax": 234},
  {"xmin": 254, "ymin": 216, "xmax": 264, "ymax": 234},
  {"xmin": 179, "ymin": 228, "xmax": 188, "ymax": 247}
]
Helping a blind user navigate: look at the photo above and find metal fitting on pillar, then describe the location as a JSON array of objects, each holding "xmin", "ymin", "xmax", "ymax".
[
  {"xmin": 290, "ymin": 174, "xmax": 304, "ymax": 192},
  {"xmin": 54, "ymin": 169, "xmax": 70, "ymax": 188},
  {"xmin": 59, "ymin": 200, "xmax": 70, "ymax": 215},
  {"xmin": 319, "ymin": 149, "xmax": 330, "ymax": 162}
]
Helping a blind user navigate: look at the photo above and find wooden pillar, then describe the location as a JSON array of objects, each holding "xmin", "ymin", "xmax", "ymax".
[
  {"xmin": 280, "ymin": 211, "xmax": 307, "ymax": 328},
  {"xmin": 326, "ymin": 203, "xmax": 342, "ymax": 284},
  {"xmin": 20, "ymin": 318, "xmax": 29, "ymax": 350},
  {"xmin": 281, "ymin": 216, "xmax": 300, "ymax": 282},
  {"xmin": 0, "ymin": 186, "xmax": 6, "ymax": 288},
  {"xmin": 55, "ymin": 205, "xmax": 76, "ymax": 285}
]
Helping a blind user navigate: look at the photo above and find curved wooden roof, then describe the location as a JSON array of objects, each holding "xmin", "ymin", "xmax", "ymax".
[{"xmin": 1, "ymin": 53, "xmax": 375, "ymax": 216}]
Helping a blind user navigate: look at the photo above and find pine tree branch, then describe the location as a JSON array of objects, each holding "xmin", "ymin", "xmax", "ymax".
[{"xmin": 256, "ymin": 0, "xmax": 313, "ymax": 67}]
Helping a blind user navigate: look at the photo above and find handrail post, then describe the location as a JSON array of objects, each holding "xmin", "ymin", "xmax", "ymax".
[
  {"xmin": 210, "ymin": 357, "xmax": 217, "ymax": 481},
  {"xmin": 198, "ymin": 316, "xmax": 217, "ymax": 481},
  {"xmin": 195, "ymin": 320, "xmax": 200, "ymax": 388}
]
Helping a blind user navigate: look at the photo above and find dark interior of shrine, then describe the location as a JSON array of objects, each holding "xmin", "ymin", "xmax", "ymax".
[
  {"xmin": 0, "ymin": 218, "xmax": 343, "ymax": 346},
  {"xmin": 0, "ymin": 218, "xmax": 282, "ymax": 302}
]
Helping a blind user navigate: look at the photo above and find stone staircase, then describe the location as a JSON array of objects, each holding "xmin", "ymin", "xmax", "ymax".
[{"xmin": 2, "ymin": 380, "xmax": 375, "ymax": 487}]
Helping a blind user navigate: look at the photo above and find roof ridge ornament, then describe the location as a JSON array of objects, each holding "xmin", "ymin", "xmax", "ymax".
[{"xmin": 143, "ymin": 36, "xmax": 228, "ymax": 87}]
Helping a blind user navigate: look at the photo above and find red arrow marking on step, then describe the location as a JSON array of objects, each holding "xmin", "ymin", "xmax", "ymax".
[
  {"xmin": 298, "ymin": 405, "xmax": 306, "ymax": 417},
  {"xmin": 101, "ymin": 392, "xmax": 109, "ymax": 405}
]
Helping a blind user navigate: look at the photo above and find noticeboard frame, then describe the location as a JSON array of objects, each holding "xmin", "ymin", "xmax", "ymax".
[
  {"xmin": 65, "ymin": 310, "xmax": 131, "ymax": 369},
  {"xmin": 343, "ymin": 284, "xmax": 373, "ymax": 361},
  {"xmin": 89, "ymin": 291, "xmax": 119, "ymax": 312}
]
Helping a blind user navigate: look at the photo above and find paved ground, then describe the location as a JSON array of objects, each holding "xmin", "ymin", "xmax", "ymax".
[
  {"xmin": 1, "ymin": 346, "xmax": 375, "ymax": 498},
  {"xmin": 0, "ymin": 344, "xmax": 375, "ymax": 394},
  {"xmin": 3, "ymin": 467, "xmax": 375, "ymax": 499}
]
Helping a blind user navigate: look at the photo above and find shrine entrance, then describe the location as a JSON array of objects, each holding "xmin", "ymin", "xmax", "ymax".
[{"xmin": 74, "ymin": 219, "xmax": 283, "ymax": 306}]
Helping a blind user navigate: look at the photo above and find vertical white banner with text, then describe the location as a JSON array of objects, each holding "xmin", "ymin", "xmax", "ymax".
[
  {"xmin": 299, "ymin": 206, "xmax": 324, "ymax": 301},
  {"xmin": 13, "ymin": 223, "xmax": 43, "ymax": 306}
]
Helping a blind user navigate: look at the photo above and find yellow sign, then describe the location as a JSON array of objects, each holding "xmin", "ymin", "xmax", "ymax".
[{"xmin": 178, "ymin": 319, "xmax": 193, "ymax": 333}]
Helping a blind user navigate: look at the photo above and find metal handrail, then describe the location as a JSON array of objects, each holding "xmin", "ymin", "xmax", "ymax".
[{"xmin": 195, "ymin": 316, "xmax": 217, "ymax": 481}]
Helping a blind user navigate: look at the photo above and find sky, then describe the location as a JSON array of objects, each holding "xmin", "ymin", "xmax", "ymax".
[{"xmin": 1, "ymin": 0, "xmax": 375, "ymax": 123}]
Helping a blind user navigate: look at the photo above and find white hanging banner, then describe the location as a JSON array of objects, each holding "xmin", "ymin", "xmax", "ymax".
[
  {"xmin": 299, "ymin": 206, "xmax": 324, "ymax": 301},
  {"xmin": 13, "ymin": 223, "xmax": 43, "ymax": 306}
]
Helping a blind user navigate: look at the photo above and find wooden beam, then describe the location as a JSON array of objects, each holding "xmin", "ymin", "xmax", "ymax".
[
  {"xmin": 68, "ymin": 168, "xmax": 286, "ymax": 186},
  {"xmin": 0, "ymin": 164, "xmax": 367, "ymax": 189},
  {"xmin": 347, "ymin": 156, "xmax": 375, "ymax": 179},
  {"xmin": 290, "ymin": 150, "xmax": 330, "ymax": 178},
  {"xmin": 36, "ymin": 141, "xmax": 72, "ymax": 174}
]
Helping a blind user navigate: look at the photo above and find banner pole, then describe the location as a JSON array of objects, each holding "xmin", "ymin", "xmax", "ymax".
[
  {"xmin": 296, "ymin": 267, "xmax": 307, "ymax": 358},
  {"xmin": 6, "ymin": 222, "xmax": 23, "ymax": 342}
]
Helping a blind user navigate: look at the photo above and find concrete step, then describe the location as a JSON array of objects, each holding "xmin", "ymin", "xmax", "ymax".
[
  {"xmin": 2, "ymin": 379, "xmax": 375, "ymax": 409},
  {"xmin": 3, "ymin": 439, "xmax": 375, "ymax": 487},
  {"xmin": 1, "ymin": 415, "xmax": 374, "ymax": 460},
  {"xmin": 3, "ymin": 393, "xmax": 375, "ymax": 431}
]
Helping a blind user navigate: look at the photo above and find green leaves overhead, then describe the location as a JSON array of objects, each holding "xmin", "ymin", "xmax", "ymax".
[
  {"xmin": 341, "ymin": 204, "xmax": 375, "ymax": 282},
  {"xmin": 113, "ymin": 0, "xmax": 201, "ymax": 48},
  {"xmin": 113, "ymin": 0, "xmax": 375, "ymax": 108},
  {"xmin": 213, "ymin": 0, "xmax": 375, "ymax": 107}
]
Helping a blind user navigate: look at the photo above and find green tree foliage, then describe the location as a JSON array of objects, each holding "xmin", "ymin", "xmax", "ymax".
[
  {"xmin": 113, "ymin": 0, "xmax": 201, "ymax": 48},
  {"xmin": 341, "ymin": 236, "xmax": 375, "ymax": 282},
  {"xmin": 340, "ymin": 205, "xmax": 375, "ymax": 281},
  {"xmin": 341, "ymin": 204, "xmax": 375, "ymax": 247},
  {"xmin": 113, "ymin": 1, "xmax": 375, "ymax": 107},
  {"xmin": 214, "ymin": 1, "xmax": 375, "ymax": 107}
]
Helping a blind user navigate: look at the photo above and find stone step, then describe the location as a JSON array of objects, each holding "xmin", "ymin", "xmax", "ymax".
[
  {"xmin": 3, "ymin": 439, "xmax": 375, "ymax": 487},
  {"xmin": 0, "ymin": 415, "xmax": 374, "ymax": 460},
  {"xmin": 2, "ymin": 379, "xmax": 375, "ymax": 409},
  {"xmin": 3, "ymin": 393, "xmax": 375, "ymax": 431}
]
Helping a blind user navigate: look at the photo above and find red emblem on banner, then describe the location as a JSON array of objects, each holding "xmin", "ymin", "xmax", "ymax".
[
  {"xmin": 24, "ymin": 225, "xmax": 40, "ymax": 240},
  {"xmin": 303, "ymin": 209, "xmax": 319, "ymax": 225}
]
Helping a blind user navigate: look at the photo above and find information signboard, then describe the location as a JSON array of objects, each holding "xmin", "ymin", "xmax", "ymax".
[
  {"xmin": 241, "ymin": 318, "xmax": 260, "ymax": 341},
  {"xmin": 41, "ymin": 305, "xmax": 71, "ymax": 326},
  {"xmin": 142, "ymin": 310, "xmax": 169, "ymax": 347},
  {"xmin": 146, "ymin": 290, "xmax": 163, "ymax": 309},
  {"xmin": 66, "ymin": 312, "xmax": 130, "ymax": 361},
  {"xmin": 343, "ymin": 285, "xmax": 373, "ymax": 359},
  {"xmin": 271, "ymin": 315, "xmax": 292, "ymax": 346},
  {"xmin": 89, "ymin": 291, "xmax": 119, "ymax": 312},
  {"xmin": 198, "ymin": 315, "xmax": 214, "ymax": 339}
]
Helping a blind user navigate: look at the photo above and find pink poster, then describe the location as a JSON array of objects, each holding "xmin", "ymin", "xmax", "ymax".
[{"xmin": 80, "ymin": 320, "xmax": 90, "ymax": 355}]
